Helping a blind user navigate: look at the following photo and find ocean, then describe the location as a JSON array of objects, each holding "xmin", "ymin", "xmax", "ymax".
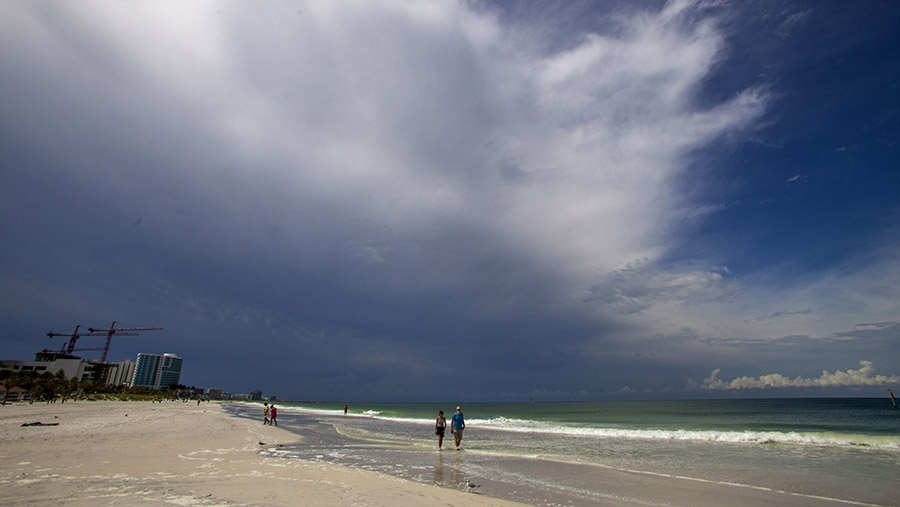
[{"xmin": 227, "ymin": 398, "xmax": 900, "ymax": 505}]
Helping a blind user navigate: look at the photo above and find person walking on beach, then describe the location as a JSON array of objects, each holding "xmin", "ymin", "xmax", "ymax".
[
  {"xmin": 264, "ymin": 403, "xmax": 270, "ymax": 425},
  {"xmin": 451, "ymin": 406, "xmax": 465, "ymax": 450},
  {"xmin": 269, "ymin": 404, "xmax": 278, "ymax": 426},
  {"xmin": 435, "ymin": 410, "xmax": 447, "ymax": 449}
]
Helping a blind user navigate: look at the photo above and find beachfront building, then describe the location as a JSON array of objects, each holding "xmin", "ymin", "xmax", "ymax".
[
  {"xmin": 104, "ymin": 359, "xmax": 136, "ymax": 387},
  {"xmin": 1, "ymin": 355, "xmax": 143, "ymax": 387},
  {"xmin": 131, "ymin": 353, "xmax": 183, "ymax": 390},
  {"xmin": 0, "ymin": 386, "xmax": 27, "ymax": 402},
  {"xmin": 0, "ymin": 355, "xmax": 103, "ymax": 382}
]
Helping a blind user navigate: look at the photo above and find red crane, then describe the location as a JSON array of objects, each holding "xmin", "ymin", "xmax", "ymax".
[
  {"xmin": 47, "ymin": 325, "xmax": 100, "ymax": 355},
  {"xmin": 46, "ymin": 324, "xmax": 139, "ymax": 357},
  {"xmin": 88, "ymin": 321, "xmax": 163, "ymax": 363}
]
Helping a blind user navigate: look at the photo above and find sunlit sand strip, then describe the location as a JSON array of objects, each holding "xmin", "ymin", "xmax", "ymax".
[{"xmin": 0, "ymin": 401, "xmax": 521, "ymax": 506}]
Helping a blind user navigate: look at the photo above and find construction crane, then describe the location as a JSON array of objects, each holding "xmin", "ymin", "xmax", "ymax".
[
  {"xmin": 46, "ymin": 324, "xmax": 138, "ymax": 357},
  {"xmin": 88, "ymin": 321, "xmax": 163, "ymax": 363},
  {"xmin": 47, "ymin": 325, "xmax": 98, "ymax": 355}
]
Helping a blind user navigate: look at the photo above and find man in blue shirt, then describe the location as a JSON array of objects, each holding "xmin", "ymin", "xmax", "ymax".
[{"xmin": 451, "ymin": 406, "xmax": 465, "ymax": 450}]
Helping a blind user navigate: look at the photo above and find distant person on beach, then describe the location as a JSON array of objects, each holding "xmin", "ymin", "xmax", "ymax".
[
  {"xmin": 344, "ymin": 405, "xmax": 348, "ymax": 415},
  {"xmin": 435, "ymin": 410, "xmax": 447, "ymax": 449},
  {"xmin": 270, "ymin": 404, "xmax": 278, "ymax": 426},
  {"xmin": 451, "ymin": 406, "xmax": 465, "ymax": 450},
  {"xmin": 264, "ymin": 403, "xmax": 270, "ymax": 425}
]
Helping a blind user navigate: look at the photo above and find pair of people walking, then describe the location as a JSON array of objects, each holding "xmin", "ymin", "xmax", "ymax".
[
  {"xmin": 435, "ymin": 406, "xmax": 464, "ymax": 450},
  {"xmin": 263, "ymin": 403, "xmax": 278, "ymax": 426}
]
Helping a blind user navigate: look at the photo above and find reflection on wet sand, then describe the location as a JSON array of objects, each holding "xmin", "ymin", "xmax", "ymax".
[
  {"xmin": 432, "ymin": 449, "xmax": 467, "ymax": 489},
  {"xmin": 432, "ymin": 451, "xmax": 444, "ymax": 485}
]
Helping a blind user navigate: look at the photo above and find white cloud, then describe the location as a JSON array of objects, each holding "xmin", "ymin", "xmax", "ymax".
[
  {"xmin": 700, "ymin": 361, "xmax": 900, "ymax": 390},
  {"xmin": 474, "ymin": 1, "xmax": 768, "ymax": 285},
  {"xmin": 602, "ymin": 227, "xmax": 900, "ymax": 365},
  {"xmin": 1, "ymin": 0, "xmax": 768, "ymax": 294},
  {"xmin": 347, "ymin": 241, "xmax": 390, "ymax": 264},
  {"xmin": 587, "ymin": 259, "xmax": 737, "ymax": 314},
  {"xmin": 0, "ymin": 0, "xmax": 796, "ymax": 396},
  {"xmin": 777, "ymin": 8, "xmax": 813, "ymax": 37},
  {"xmin": 744, "ymin": 308, "xmax": 816, "ymax": 323}
]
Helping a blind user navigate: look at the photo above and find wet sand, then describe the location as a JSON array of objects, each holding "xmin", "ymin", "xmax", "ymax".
[{"xmin": 241, "ymin": 405, "xmax": 871, "ymax": 506}]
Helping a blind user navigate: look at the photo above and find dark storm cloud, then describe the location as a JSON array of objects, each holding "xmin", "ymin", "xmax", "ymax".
[{"xmin": 2, "ymin": 0, "xmax": 898, "ymax": 400}]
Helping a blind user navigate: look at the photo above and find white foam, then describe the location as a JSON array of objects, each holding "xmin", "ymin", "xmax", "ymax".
[
  {"xmin": 471, "ymin": 417, "xmax": 900, "ymax": 449},
  {"xmin": 235, "ymin": 402, "xmax": 900, "ymax": 450}
]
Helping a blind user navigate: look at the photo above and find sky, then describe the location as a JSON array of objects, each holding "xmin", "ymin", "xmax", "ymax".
[{"xmin": 1, "ymin": 0, "xmax": 898, "ymax": 402}]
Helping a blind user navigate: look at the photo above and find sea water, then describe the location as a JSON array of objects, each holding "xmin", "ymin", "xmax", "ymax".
[{"xmin": 229, "ymin": 398, "xmax": 900, "ymax": 505}]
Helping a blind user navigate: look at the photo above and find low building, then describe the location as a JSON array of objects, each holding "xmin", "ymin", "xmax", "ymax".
[
  {"xmin": 1, "ymin": 356, "xmax": 102, "ymax": 382},
  {"xmin": 220, "ymin": 392, "xmax": 251, "ymax": 401},
  {"xmin": 0, "ymin": 386, "xmax": 28, "ymax": 403}
]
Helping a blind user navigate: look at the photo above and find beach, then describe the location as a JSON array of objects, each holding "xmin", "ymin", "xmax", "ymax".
[
  {"xmin": 1, "ymin": 399, "xmax": 894, "ymax": 506},
  {"xmin": 0, "ymin": 400, "xmax": 520, "ymax": 506},
  {"xmin": 236, "ymin": 400, "xmax": 899, "ymax": 506}
]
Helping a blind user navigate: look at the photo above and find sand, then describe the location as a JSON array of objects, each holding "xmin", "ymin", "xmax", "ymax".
[
  {"xmin": 0, "ymin": 401, "xmax": 868, "ymax": 506},
  {"xmin": 0, "ymin": 400, "xmax": 521, "ymax": 506}
]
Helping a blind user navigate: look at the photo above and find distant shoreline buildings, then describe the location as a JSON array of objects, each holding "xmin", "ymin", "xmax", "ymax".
[
  {"xmin": 1, "ymin": 349, "xmax": 272, "ymax": 402},
  {"xmin": 0, "ymin": 351, "xmax": 183, "ymax": 390}
]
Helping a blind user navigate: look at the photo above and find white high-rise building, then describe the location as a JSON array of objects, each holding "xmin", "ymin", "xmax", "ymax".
[
  {"xmin": 132, "ymin": 353, "xmax": 183, "ymax": 389},
  {"xmin": 105, "ymin": 359, "xmax": 136, "ymax": 386}
]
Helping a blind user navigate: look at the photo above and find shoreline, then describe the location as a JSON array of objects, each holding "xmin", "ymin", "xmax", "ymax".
[
  {"xmin": 234, "ymin": 402, "xmax": 885, "ymax": 506},
  {"xmin": 2, "ymin": 400, "xmax": 889, "ymax": 506},
  {"xmin": 0, "ymin": 400, "xmax": 521, "ymax": 506}
]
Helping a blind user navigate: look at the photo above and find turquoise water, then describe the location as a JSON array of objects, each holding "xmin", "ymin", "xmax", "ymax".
[
  {"xmin": 279, "ymin": 398, "xmax": 900, "ymax": 447},
  {"xmin": 238, "ymin": 398, "xmax": 900, "ymax": 505}
]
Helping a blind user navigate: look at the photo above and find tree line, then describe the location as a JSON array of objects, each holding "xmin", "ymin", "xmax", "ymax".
[{"xmin": 0, "ymin": 369, "xmax": 194, "ymax": 404}]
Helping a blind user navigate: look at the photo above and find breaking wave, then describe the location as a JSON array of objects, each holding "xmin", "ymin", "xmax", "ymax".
[
  {"xmin": 473, "ymin": 416, "xmax": 900, "ymax": 449},
  {"xmin": 246, "ymin": 403, "xmax": 900, "ymax": 450}
]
